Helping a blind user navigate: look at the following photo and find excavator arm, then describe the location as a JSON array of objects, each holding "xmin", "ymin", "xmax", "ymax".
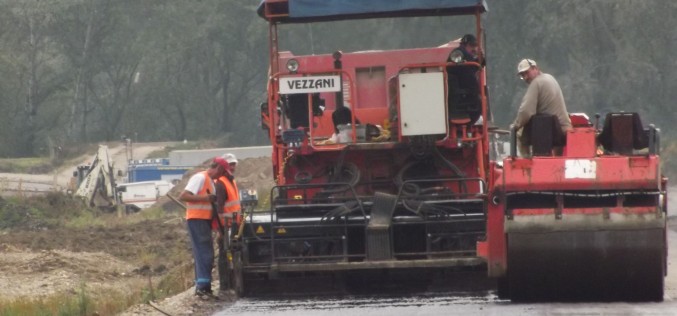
[{"xmin": 74, "ymin": 145, "xmax": 119, "ymax": 210}]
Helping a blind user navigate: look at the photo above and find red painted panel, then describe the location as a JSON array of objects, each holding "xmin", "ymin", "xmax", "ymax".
[
  {"xmin": 502, "ymin": 156, "xmax": 660, "ymax": 191},
  {"xmin": 355, "ymin": 67, "xmax": 386, "ymax": 109},
  {"xmin": 564, "ymin": 128, "xmax": 597, "ymax": 157}
]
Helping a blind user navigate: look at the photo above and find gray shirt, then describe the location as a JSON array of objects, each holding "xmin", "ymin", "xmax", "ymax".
[{"xmin": 513, "ymin": 73, "xmax": 571, "ymax": 133}]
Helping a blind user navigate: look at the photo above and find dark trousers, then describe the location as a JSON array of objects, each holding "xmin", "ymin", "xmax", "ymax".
[
  {"xmin": 217, "ymin": 234, "xmax": 229, "ymax": 290},
  {"xmin": 187, "ymin": 219, "xmax": 214, "ymax": 292}
]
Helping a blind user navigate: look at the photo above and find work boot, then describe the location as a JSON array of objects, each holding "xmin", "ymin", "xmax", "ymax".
[{"xmin": 195, "ymin": 288, "xmax": 217, "ymax": 300}]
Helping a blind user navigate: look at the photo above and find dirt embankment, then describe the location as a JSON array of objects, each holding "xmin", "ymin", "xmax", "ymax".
[
  {"xmin": 0, "ymin": 219, "xmax": 188, "ymax": 300},
  {"xmin": 0, "ymin": 153, "xmax": 275, "ymax": 315}
]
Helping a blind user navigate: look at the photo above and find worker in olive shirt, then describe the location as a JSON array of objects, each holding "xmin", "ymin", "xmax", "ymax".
[
  {"xmin": 180, "ymin": 157, "xmax": 229, "ymax": 298},
  {"xmin": 214, "ymin": 153, "xmax": 241, "ymax": 291},
  {"xmin": 513, "ymin": 58, "xmax": 572, "ymax": 157}
]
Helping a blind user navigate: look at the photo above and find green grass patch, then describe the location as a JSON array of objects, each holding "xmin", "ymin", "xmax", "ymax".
[
  {"xmin": 0, "ymin": 157, "xmax": 53, "ymax": 174},
  {"xmin": 0, "ymin": 193, "xmax": 176, "ymax": 230},
  {"xmin": 0, "ymin": 193, "xmax": 90, "ymax": 230},
  {"xmin": 63, "ymin": 209, "xmax": 108, "ymax": 229},
  {"xmin": 0, "ymin": 284, "xmax": 94, "ymax": 316},
  {"xmin": 137, "ymin": 206, "xmax": 170, "ymax": 220}
]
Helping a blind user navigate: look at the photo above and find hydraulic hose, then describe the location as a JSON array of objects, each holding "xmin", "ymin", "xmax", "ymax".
[{"xmin": 321, "ymin": 162, "xmax": 361, "ymax": 194}]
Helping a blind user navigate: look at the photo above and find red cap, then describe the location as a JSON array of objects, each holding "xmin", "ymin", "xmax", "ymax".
[{"xmin": 212, "ymin": 157, "xmax": 230, "ymax": 171}]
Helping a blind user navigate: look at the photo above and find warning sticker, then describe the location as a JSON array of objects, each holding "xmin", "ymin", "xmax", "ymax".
[
  {"xmin": 256, "ymin": 226, "xmax": 265, "ymax": 234},
  {"xmin": 565, "ymin": 159, "xmax": 596, "ymax": 179},
  {"xmin": 277, "ymin": 227, "xmax": 287, "ymax": 234}
]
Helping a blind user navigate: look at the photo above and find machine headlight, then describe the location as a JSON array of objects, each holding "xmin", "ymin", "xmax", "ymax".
[
  {"xmin": 286, "ymin": 59, "xmax": 299, "ymax": 73},
  {"xmin": 449, "ymin": 50, "xmax": 464, "ymax": 63}
]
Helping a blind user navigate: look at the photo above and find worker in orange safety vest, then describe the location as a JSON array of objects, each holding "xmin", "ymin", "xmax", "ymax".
[
  {"xmin": 214, "ymin": 153, "xmax": 241, "ymax": 291},
  {"xmin": 216, "ymin": 153, "xmax": 241, "ymax": 228},
  {"xmin": 179, "ymin": 157, "xmax": 230, "ymax": 298}
]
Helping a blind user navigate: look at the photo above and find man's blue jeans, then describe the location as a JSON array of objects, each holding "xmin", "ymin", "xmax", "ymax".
[{"xmin": 187, "ymin": 219, "xmax": 214, "ymax": 292}]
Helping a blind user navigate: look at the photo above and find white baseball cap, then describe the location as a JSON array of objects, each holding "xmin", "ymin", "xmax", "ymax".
[
  {"xmin": 517, "ymin": 58, "xmax": 537, "ymax": 73},
  {"xmin": 222, "ymin": 153, "xmax": 238, "ymax": 164}
]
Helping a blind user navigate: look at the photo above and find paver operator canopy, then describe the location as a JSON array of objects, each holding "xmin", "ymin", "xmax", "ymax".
[{"xmin": 257, "ymin": 0, "xmax": 487, "ymax": 24}]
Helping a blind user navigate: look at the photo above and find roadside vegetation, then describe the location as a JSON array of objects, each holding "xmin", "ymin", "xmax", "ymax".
[
  {"xmin": 0, "ymin": 193, "xmax": 86, "ymax": 230},
  {"xmin": 0, "ymin": 157, "xmax": 53, "ymax": 174},
  {"xmin": 0, "ymin": 193, "xmax": 194, "ymax": 316},
  {"xmin": 0, "ymin": 272, "xmax": 191, "ymax": 316}
]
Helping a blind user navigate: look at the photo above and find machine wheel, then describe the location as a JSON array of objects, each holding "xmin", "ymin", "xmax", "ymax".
[{"xmin": 232, "ymin": 250, "xmax": 245, "ymax": 297}]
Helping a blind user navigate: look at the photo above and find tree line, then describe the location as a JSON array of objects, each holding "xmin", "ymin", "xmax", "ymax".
[
  {"xmin": 0, "ymin": 0, "xmax": 267, "ymax": 157},
  {"xmin": 0, "ymin": 0, "xmax": 675, "ymax": 163}
]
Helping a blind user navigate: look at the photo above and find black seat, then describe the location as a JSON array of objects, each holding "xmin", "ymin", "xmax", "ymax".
[
  {"xmin": 598, "ymin": 112, "xmax": 648, "ymax": 155},
  {"xmin": 525, "ymin": 114, "xmax": 566, "ymax": 156},
  {"xmin": 282, "ymin": 93, "xmax": 325, "ymax": 129},
  {"xmin": 446, "ymin": 65, "xmax": 481, "ymax": 124},
  {"xmin": 332, "ymin": 105, "xmax": 360, "ymax": 134}
]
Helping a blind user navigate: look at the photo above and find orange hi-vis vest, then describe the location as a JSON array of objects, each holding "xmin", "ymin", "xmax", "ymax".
[
  {"xmin": 185, "ymin": 171, "xmax": 215, "ymax": 220},
  {"xmin": 217, "ymin": 176, "xmax": 241, "ymax": 227}
]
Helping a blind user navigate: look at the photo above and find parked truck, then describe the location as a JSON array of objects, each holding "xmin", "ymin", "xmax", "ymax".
[{"xmin": 116, "ymin": 180, "xmax": 173, "ymax": 213}]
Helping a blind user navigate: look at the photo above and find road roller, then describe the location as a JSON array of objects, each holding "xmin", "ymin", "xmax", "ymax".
[{"xmin": 481, "ymin": 112, "xmax": 667, "ymax": 301}]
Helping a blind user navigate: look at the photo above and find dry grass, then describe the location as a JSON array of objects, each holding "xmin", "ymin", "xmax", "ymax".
[
  {"xmin": 0, "ymin": 284, "xmax": 121, "ymax": 316},
  {"xmin": 62, "ymin": 204, "xmax": 174, "ymax": 229},
  {"xmin": 0, "ymin": 259, "xmax": 193, "ymax": 316},
  {"xmin": 0, "ymin": 194, "xmax": 194, "ymax": 316}
]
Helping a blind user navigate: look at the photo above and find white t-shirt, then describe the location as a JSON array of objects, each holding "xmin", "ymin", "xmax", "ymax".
[{"xmin": 184, "ymin": 172, "xmax": 214, "ymax": 195}]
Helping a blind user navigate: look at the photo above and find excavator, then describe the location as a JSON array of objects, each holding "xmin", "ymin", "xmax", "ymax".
[{"xmin": 71, "ymin": 145, "xmax": 120, "ymax": 211}]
